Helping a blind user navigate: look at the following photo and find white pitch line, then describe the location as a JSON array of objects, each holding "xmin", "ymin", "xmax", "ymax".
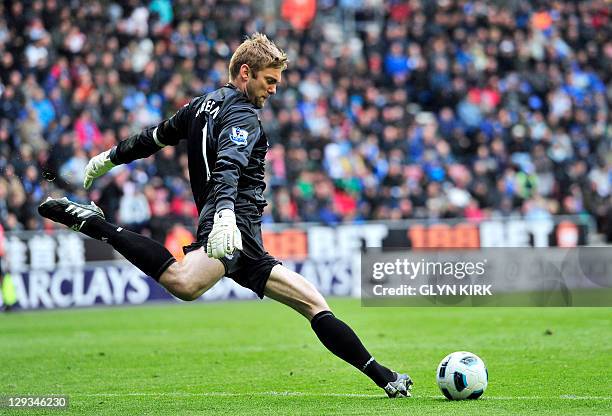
[{"xmin": 72, "ymin": 392, "xmax": 612, "ymax": 400}]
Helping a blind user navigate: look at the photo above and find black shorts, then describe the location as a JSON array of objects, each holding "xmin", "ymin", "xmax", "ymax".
[{"xmin": 183, "ymin": 201, "xmax": 280, "ymax": 298}]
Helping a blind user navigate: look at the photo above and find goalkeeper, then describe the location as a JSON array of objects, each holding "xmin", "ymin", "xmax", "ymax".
[{"xmin": 39, "ymin": 33, "xmax": 412, "ymax": 397}]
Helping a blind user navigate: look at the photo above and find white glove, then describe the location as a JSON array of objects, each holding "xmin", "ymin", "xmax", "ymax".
[
  {"xmin": 207, "ymin": 209, "xmax": 242, "ymax": 259},
  {"xmin": 84, "ymin": 149, "xmax": 116, "ymax": 189}
]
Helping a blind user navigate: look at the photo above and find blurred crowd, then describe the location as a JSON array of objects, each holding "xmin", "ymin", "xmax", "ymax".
[{"xmin": 0, "ymin": 0, "xmax": 611, "ymax": 242}]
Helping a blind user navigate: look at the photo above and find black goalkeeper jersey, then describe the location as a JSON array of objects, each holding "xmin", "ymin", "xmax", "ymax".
[{"xmin": 109, "ymin": 84, "xmax": 268, "ymax": 214}]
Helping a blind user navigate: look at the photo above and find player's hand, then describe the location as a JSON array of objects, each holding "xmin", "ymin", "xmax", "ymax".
[
  {"xmin": 84, "ymin": 149, "xmax": 116, "ymax": 189},
  {"xmin": 207, "ymin": 209, "xmax": 242, "ymax": 259}
]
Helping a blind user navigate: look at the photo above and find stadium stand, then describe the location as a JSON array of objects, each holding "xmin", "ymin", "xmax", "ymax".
[{"xmin": 0, "ymin": 0, "xmax": 610, "ymax": 242}]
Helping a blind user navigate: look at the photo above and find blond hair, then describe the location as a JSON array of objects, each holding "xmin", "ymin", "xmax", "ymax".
[{"xmin": 228, "ymin": 33, "xmax": 288, "ymax": 80}]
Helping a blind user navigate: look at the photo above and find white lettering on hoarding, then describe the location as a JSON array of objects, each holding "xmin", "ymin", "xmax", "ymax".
[
  {"xmin": 307, "ymin": 224, "xmax": 388, "ymax": 259},
  {"xmin": 107, "ymin": 267, "xmax": 130, "ymax": 304},
  {"xmin": 5, "ymin": 236, "xmax": 27, "ymax": 273},
  {"xmin": 12, "ymin": 266, "xmax": 152, "ymax": 309},
  {"xmin": 28, "ymin": 235, "xmax": 57, "ymax": 271},
  {"xmin": 28, "ymin": 270, "xmax": 54, "ymax": 308},
  {"xmin": 480, "ymin": 220, "xmax": 554, "ymax": 247},
  {"xmin": 84, "ymin": 268, "xmax": 113, "ymax": 305},
  {"xmin": 126, "ymin": 267, "xmax": 150, "ymax": 304},
  {"xmin": 50, "ymin": 269, "xmax": 72, "ymax": 308},
  {"xmin": 57, "ymin": 234, "xmax": 85, "ymax": 268},
  {"xmin": 284, "ymin": 258, "xmax": 355, "ymax": 297}
]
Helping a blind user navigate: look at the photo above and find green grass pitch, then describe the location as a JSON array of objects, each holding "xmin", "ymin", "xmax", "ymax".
[{"xmin": 1, "ymin": 298, "xmax": 610, "ymax": 415}]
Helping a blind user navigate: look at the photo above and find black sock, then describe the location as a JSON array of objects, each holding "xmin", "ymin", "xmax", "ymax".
[
  {"xmin": 310, "ymin": 311, "xmax": 395, "ymax": 388},
  {"xmin": 81, "ymin": 216, "xmax": 176, "ymax": 280}
]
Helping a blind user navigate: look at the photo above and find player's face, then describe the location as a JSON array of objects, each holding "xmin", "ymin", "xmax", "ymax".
[{"xmin": 246, "ymin": 66, "xmax": 282, "ymax": 108}]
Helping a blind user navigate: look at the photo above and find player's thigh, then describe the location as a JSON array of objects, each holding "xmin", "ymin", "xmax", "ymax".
[
  {"xmin": 264, "ymin": 264, "xmax": 330, "ymax": 320},
  {"xmin": 160, "ymin": 247, "xmax": 225, "ymax": 300}
]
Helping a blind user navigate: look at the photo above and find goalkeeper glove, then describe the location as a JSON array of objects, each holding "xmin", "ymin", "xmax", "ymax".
[
  {"xmin": 207, "ymin": 209, "xmax": 242, "ymax": 259},
  {"xmin": 83, "ymin": 149, "xmax": 116, "ymax": 189}
]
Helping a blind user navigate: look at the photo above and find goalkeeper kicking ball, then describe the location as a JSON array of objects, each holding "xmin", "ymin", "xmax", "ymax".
[{"xmin": 436, "ymin": 351, "xmax": 488, "ymax": 400}]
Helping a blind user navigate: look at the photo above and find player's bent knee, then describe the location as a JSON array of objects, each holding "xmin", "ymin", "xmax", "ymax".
[
  {"xmin": 160, "ymin": 262, "xmax": 200, "ymax": 301},
  {"xmin": 174, "ymin": 285, "xmax": 201, "ymax": 301},
  {"xmin": 159, "ymin": 255, "xmax": 224, "ymax": 301},
  {"xmin": 300, "ymin": 279, "xmax": 323, "ymax": 302},
  {"xmin": 306, "ymin": 290, "xmax": 330, "ymax": 318}
]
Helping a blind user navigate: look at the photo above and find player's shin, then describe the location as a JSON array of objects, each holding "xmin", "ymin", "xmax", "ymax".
[
  {"xmin": 81, "ymin": 216, "xmax": 175, "ymax": 281},
  {"xmin": 310, "ymin": 311, "xmax": 396, "ymax": 388}
]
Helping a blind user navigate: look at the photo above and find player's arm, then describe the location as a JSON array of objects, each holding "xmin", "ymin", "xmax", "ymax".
[
  {"xmin": 206, "ymin": 108, "xmax": 260, "ymax": 259},
  {"xmin": 83, "ymin": 102, "xmax": 193, "ymax": 189}
]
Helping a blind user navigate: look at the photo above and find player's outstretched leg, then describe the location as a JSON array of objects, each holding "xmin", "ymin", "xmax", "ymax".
[
  {"xmin": 264, "ymin": 265, "xmax": 413, "ymax": 397},
  {"xmin": 38, "ymin": 197, "xmax": 224, "ymax": 300}
]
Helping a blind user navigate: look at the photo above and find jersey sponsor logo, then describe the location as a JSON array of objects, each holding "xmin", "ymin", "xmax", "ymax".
[{"xmin": 229, "ymin": 127, "xmax": 249, "ymax": 145}]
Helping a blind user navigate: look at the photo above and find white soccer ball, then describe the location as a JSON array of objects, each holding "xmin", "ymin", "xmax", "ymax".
[{"xmin": 436, "ymin": 351, "xmax": 488, "ymax": 400}]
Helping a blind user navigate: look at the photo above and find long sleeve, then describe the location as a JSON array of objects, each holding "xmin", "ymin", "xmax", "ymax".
[{"xmin": 110, "ymin": 102, "xmax": 192, "ymax": 165}]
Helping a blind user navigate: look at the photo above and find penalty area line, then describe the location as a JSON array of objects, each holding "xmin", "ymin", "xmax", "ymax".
[{"xmin": 73, "ymin": 392, "xmax": 612, "ymax": 400}]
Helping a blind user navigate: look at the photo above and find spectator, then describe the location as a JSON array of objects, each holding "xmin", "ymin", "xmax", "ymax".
[
  {"xmin": 118, "ymin": 181, "xmax": 151, "ymax": 232},
  {"xmin": 0, "ymin": 0, "xmax": 609, "ymax": 244}
]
